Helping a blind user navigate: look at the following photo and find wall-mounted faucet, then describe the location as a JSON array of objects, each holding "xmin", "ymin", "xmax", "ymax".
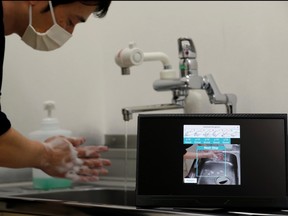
[{"xmin": 115, "ymin": 37, "xmax": 237, "ymax": 121}]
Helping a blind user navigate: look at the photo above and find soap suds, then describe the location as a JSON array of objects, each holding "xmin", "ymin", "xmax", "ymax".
[
  {"xmin": 65, "ymin": 170, "xmax": 81, "ymax": 182},
  {"xmin": 42, "ymin": 137, "xmax": 102, "ymax": 182}
]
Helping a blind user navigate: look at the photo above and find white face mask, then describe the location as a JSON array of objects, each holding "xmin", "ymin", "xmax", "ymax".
[{"xmin": 21, "ymin": 1, "xmax": 72, "ymax": 51}]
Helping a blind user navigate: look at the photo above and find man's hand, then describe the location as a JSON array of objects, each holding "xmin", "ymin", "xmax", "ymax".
[{"xmin": 40, "ymin": 136, "xmax": 111, "ymax": 182}]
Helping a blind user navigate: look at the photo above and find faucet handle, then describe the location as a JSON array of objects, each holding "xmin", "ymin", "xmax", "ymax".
[
  {"xmin": 115, "ymin": 42, "xmax": 144, "ymax": 75},
  {"xmin": 178, "ymin": 38, "xmax": 197, "ymax": 59}
]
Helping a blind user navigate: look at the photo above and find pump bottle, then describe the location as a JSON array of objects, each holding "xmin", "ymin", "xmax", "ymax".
[{"xmin": 29, "ymin": 101, "xmax": 72, "ymax": 190}]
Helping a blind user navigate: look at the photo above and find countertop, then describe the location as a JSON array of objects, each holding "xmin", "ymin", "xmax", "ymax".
[
  {"xmin": 0, "ymin": 182, "xmax": 288, "ymax": 216},
  {"xmin": 2, "ymin": 196, "xmax": 288, "ymax": 216}
]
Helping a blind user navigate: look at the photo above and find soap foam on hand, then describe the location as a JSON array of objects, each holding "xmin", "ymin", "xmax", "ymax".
[
  {"xmin": 68, "ymin": 145, "xmax": 111, "ymax": 182},
  {"xmin": 43, "ymin": 136, "xmax": 110, "ymax": 183},
  {"xmin": 77, "ymin": 145, "xmax": 108, "ymax": 158},
  {"xmin": 54, "ymin": 141, "xmax": 83, "ymax": 177},
  {"xmin": 42, "ymin": 136, "xmax": 84, "ymax": 174}
]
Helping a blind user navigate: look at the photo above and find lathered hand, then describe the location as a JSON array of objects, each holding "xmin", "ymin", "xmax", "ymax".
[{"xmin": 40, "ymin": 136, "xmax": 111, "ymax": 182}]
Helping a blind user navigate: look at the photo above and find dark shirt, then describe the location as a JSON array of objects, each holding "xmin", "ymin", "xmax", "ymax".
[{"xmin": 0, "ymin": 1, "xmax": 11, "ymax": 135}]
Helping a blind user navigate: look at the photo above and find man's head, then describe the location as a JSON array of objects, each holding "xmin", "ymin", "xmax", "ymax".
[
  {"xmin": 18, "ymin": 1, "xmax": 111, "ymax": 51},
  {"xmin": 31, "ymin": 1, "xmax": 112, "ymax": 34},
  {"xmin": 43, "ymin": 1, "xmax": 111, "ymax": 18}
]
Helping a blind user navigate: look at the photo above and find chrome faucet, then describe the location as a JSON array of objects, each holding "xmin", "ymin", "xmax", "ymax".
[{"xmin": 115, "ymin": 37, "xmax": 237, "ymax": 121}]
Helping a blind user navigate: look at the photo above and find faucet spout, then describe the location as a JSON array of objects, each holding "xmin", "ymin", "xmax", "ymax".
[
  {"xmin": 202, "ymin": 74, "xmax": 237, "ymax": 114},
  {"xmin": 122, "ymin": 103, "xmax": 184, "ymax": 121}
]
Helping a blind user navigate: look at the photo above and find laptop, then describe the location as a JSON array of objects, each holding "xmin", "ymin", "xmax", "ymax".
[{"xmin": 135, "ymin": 113, "xmax": 288, "ymax": 210}]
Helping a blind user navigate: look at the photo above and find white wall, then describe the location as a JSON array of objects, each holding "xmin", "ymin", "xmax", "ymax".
[{"xmin": 3, "ymin": 1, "xmax": 288, "ymax": 144}]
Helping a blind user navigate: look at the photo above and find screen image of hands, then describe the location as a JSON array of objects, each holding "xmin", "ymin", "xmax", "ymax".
[{"xmin": 184, "ymin": 150, "xmax": 224, "ymax": 160}]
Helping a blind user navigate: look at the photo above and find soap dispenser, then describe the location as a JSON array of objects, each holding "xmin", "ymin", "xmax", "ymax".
[{"xmin": 29, "ymin": 101, "xmax": 72, "ymax": 190}]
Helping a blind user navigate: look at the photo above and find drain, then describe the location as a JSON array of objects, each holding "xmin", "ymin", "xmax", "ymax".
[{"xmin": 216, "ymin": 176, "xmax": 231, "ymax": 185}]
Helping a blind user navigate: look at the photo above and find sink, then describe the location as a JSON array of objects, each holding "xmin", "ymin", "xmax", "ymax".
[
  {"xmin": 187, "ymin": 152, "xmax": 240, "ymax": 185},
  {"xmin": 15, "ymin": 187, "xmax": 136, "ymax": 206},
  {"xmin": 8, "ymin": 187, "xmax": 203, "ymax": 215}
]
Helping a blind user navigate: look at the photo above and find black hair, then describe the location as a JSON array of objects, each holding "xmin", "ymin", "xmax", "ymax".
[{"xmin": 42, "ymin": 1, "xmax": 111, "ymax": 18}]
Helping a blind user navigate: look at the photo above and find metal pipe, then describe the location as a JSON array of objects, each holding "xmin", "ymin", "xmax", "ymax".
[{"xmin": 122, "ymin": 103, "xmax": 184, "ymax": 121}]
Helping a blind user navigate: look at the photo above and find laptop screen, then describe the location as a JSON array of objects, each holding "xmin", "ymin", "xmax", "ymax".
[{"xmin": 136, "ymin": 114, "xmax": 288, "ymax": 209}]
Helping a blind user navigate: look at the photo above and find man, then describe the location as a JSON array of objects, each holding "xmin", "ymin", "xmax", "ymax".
[{"xmin": 0, "ymin": 1, "xmax": 112, "ymax": 182}]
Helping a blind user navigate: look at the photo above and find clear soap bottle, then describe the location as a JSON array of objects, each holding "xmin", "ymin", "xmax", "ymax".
[{"xmin": 28, "ymin": 101, "xmax": 72, "ymax": 190}]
